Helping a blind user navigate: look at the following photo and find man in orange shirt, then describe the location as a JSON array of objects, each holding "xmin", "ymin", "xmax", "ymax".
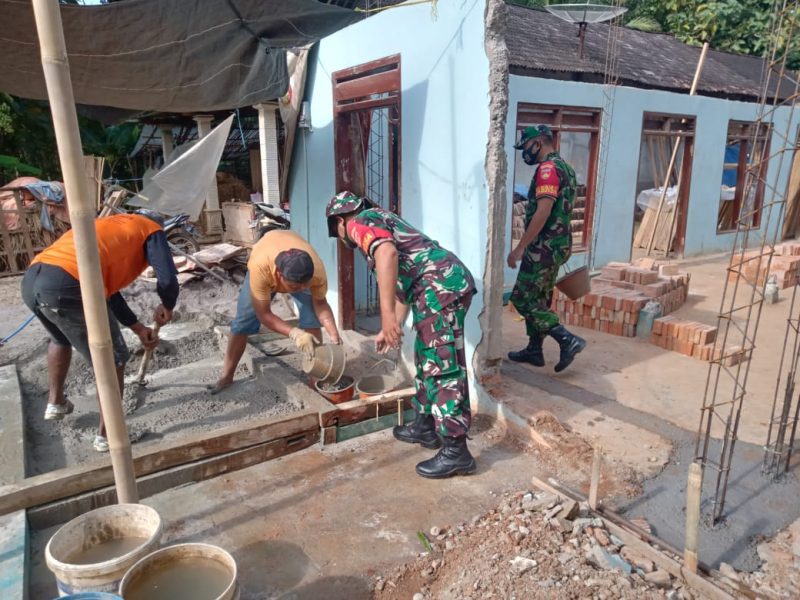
[
  {"xmin": 21, "ymin": 211, "xmax": 178, "ymax": 452},
  {"xmin": 210, "ymin": 229, "xmax": 341, "ymax": 393}
]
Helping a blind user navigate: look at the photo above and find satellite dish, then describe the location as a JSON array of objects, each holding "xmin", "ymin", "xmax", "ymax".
[{"xmin": 545, "ymin": 3, "xmax": 628, "ymax": 58}]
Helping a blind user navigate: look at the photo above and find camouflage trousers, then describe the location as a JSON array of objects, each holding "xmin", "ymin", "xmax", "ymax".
[
  {"xmin": 413, "ymin": 296, "xmax": 472, "ymax": 438},
  {"xmin": 510, "ymin": 253, "xmax": 561, "ymax": 337}
]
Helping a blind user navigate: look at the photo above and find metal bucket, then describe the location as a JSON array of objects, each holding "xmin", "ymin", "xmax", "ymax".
[
  {"xmin": 302, "ymin": 344, "xmax": 346, "ymax": 384},
  {"xmin": 556, "ymin": 266, "xmax": 591, "ymax": 300}
]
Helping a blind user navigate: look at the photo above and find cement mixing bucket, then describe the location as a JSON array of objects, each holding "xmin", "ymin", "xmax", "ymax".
[
  {"xmin": 302, "ymin": 344, "xmax": 346, "ymax": 384},
  {"xmin": 356, "ymin": 374, "xmax": 399, "ymax": 399},
  {"xmin": 314, "ymin": 375, "xmax": 355, "ymax": 404},
  {"xmin": 119, "ymin": 543, "xmax": 239, "ymax": 600},
  {"xmin": 556, "ymin": 265, "xmax": 590, "ymax": 300},
  {"xmin": 45, "ymin": 504, "xmax": 162, "ymax": 597}
]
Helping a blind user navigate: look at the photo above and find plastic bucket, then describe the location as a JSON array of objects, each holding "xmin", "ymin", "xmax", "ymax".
[
  {"xmin": 119, "ymin": 543, "xmax": 239, "ymax": 600},
  {"xmin": 314, "ymin": 375, "xmax": 355, "ymax": 404},
  {"xmin": 302, "ymin": 344, "xmax": 346, "ymax": 384},
  {"xmin": 556, "ymin": 266, "xmax": 591, "ymax": 300},
  {"xmin": 355, "ymin": 374, "xmax": 398, "ymax": 399},
  {"xmin": 45, "ymin": 504, "xmax": 162, "ymax": 597}
]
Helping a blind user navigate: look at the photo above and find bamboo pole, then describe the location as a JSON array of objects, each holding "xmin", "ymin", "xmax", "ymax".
[
  {"xmin": 684, "ymin": 462, "xmax": 703, "ymax": 572},
  {"xmin": 646, "ymin": 42, "xmax": 709, "ymax": 255},
  {"xmin": 32, "ymin": 0, "xmax": 138, "ymax": 503}
]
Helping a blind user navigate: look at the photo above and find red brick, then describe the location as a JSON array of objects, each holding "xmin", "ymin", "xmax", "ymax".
[{"xmin": 601, "ymin": 267, "xmax": 626, "ymax": 281}]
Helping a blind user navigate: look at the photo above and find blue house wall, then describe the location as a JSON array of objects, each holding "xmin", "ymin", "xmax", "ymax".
[
  {"xmin": 288, "ymin": 0, "xmax": 490, "ymax": 368},
  {"xmin": 505, "ymin": 75, "xmax": 800, "ymax": 289}
]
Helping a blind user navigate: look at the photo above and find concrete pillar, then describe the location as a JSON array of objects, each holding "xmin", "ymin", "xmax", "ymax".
[
  {"xmin": 193, "ymin": 114, "xmax": 223, "ymax": 236},
  {"xmin": 159, "ymin": 125, "xmax": 174, "ymax": 165},
  {"xmin": 254, "ymin": 103, "xmax": 281, "ymax": 205}
]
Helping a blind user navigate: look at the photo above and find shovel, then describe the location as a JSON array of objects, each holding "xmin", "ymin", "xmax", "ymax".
[{"xmin": 134, "ymin": 323, "xmax": 161, "ymax": 386}]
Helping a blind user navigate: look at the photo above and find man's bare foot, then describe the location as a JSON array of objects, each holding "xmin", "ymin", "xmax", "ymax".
[{"xmin": 206, "ymin": 380, "xmax": 233, "ymax": 395}]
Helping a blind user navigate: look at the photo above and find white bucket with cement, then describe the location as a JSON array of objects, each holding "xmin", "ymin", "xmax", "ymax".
[
  {"xmin": 45, "ymin": 504, "xmax": 163, "ymax": 597},
  {"xmin": 119, "ymin": 543, "xmax": 239, "ymax": 600}
]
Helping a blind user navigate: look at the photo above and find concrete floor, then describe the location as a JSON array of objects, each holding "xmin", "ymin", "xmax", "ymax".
[
  {"xmin": 502, "ymin": 254, "xmax": 795, "ymax": 446},
  {"xmin": 497, "ymin": 254, "xmax": 800, "ymax": 570},
  {"xmin": 29, "ymin": 419, "xmax": 536, "ymax": 600}
]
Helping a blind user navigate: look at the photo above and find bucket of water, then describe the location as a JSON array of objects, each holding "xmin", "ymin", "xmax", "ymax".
[
  {"xmin": 556, "ymin": 265, "xmax": 591, "ymax": 300},
  {"xmin": 45, "ymin": 504, "xmax": 162, "ymax": 597},
  {"xmin": 302, "ymin": 344, "xmax": 346, "ymax": 384},
  {"xmin": 314, "ymin": 375, "xmax": 355, "ymax": 404},
  {"xmin": 355, "ymin": 374, "xmax": 398, "ymax": 399},
  {"xmin": 119, "ymin": 543, "xmax": 239, "ymax": 600}
]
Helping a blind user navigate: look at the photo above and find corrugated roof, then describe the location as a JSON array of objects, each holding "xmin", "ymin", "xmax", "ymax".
[{"xmin": 506, "ymin": 4, "xmax": 798, "ymax": 102}]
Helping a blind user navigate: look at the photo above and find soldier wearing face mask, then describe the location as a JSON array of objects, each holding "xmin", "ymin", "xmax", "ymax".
[{"xmin": 506, "ymin": 125, "xmax": 586, "ymax": 373}]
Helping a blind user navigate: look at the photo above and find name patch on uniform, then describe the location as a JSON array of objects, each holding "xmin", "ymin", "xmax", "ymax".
[{"xmin": 535, "ymin": 161, "xmax": 559, "ymax": 199}]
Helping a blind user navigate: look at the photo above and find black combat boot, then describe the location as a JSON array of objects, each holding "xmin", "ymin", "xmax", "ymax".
[
  {"xmin": 393, "ymin": 413, "xmax": 441, "ymax": 449},
  {"xmin": 415, "ymin": 435, "xmax": 477, "ymax": 479},
  {"xmin": 507, "ymin": 334, "xmax": 545, "ymax": 367},
  {"xmin": 548, "ymin": 324, "xmax": 586, "ymax": 372}
]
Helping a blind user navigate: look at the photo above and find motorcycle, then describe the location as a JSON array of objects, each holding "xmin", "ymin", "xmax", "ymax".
[
  {"xmin": 253, "ymin": 203, "xmax": 290, "ymax": 238},
  {"xmin": 164, "ymin": 213, "xmax": 200, "ymax": 254}
]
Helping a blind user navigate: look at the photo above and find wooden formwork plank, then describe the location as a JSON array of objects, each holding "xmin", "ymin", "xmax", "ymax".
[
  {"xmin": 334, "ymin": 409, "xmax": 416, "ymax": 443},
  {"xmin": 27, "ymin": 429, "xmax": 319, "ymax": 530},
  {"xmin": 0, "ymin": 410, "xmax": 320, "ymax": 515},
  {"xmin": 319, "ymin": 387, "xmax": 415, "ymax": 427}
]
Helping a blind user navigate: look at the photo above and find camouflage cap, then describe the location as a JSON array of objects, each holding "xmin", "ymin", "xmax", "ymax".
[
  {"xmin": 513, "ymin": 125, "xmax": 553, "ymax": 149},
  {"xmin": 325, "ymin": 191, "xmax": 365, "ymax": 237}
]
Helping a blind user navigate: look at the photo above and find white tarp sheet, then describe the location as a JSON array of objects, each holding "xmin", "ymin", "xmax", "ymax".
[{"xmin": 128, "ymin": 116, "xmax": 233, "ymax": 219}]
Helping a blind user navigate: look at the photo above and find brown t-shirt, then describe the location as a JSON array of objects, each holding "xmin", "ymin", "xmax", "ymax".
[{"xmin": 247, "ymin": 230, "xmax": 327, "ymax": 302}]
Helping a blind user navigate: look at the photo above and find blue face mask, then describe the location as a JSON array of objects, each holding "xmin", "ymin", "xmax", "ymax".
[{"xmin": 522, "ymin": 142, "xmax": 541, "ymax": 165}]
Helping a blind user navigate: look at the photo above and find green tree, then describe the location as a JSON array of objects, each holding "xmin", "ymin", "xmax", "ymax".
[
  {"xmin": 624, "ymin": 0, "xmax": 800, "ymax": 68},
  {"xmin": 0, "ymin": 93, "xmax": 142, "ymax": 184}
]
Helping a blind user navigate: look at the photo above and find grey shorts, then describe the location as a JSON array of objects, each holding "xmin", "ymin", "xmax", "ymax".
[{"xmin": 21, "ymin": 263, "xmax": 131, "ymax": 366}]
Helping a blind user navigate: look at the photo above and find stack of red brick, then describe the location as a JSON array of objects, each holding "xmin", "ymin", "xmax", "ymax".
[
  {"xmin": 728, "ymin": 241, "xmax": 800, "ymax": 289},
  {"xmin": 551, "ymin": 260, "xmax": 691, "ymax": 338},
  {"xmin": 649, "ymin": 316, "xmax": 748, "ymax": 365}
]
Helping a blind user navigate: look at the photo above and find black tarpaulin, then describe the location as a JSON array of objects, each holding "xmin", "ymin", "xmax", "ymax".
[{"xmin": 0, "ymin": 0, "xmax": 359, "ymax": 113}]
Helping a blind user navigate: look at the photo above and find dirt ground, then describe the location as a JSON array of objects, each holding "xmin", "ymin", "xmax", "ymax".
[{"xmin": 373, "ymin": 489, "xmax": 690, "ymax": 600}]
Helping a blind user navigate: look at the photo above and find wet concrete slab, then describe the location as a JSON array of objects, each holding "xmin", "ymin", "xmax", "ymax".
[{"xmin": 29, "ymin": 420, "xmax": 537, "ymax": 599}]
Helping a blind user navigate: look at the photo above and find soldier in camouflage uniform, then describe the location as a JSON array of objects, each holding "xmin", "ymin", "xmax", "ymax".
[
  {"xmin": 326, "ymin": 191, "xmax": 477, "ymax": 478},
  {"xmin": 507, "ymin": 125, "xmax": 586, "ymax": 372}
]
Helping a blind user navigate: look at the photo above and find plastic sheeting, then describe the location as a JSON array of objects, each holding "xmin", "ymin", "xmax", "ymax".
[
  {"xmin": 636, "ymin": 186, "xmax": 678, "ymax": 211},
  {"xmin": 128, "ymin": 116, "xmax": 233, "ymax": 220},
  {"xmin": 0, "ymin": 0, "xmax": 359, "ymax": 115}
]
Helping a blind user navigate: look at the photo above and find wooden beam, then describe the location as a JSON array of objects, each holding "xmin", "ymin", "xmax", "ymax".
[
  {"xmin": 684, "ymin": 462, "xmax": 703, "ymax": 572},
  {"xmin": 0, "ymin": 411, "xmax": 320, "ymax": 515},
  {"xmin": 319, "ymin": 387, "xmax": 416, "ymax": 428},
  {"xmin": 27, "ymin": 429, "xmax": 319, "ymax": 530},
  {"xmin": 530, "ymin": 475, "xmax": 737, "ymax": 600}
]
